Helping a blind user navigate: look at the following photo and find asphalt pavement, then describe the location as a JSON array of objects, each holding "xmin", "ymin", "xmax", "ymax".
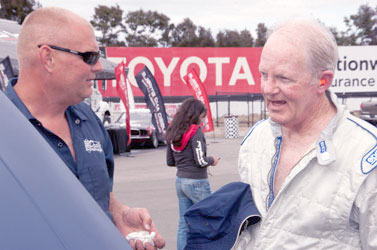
[{"xmin": 112, "ymin": 136, "xmax": 244, "ymax": 250}]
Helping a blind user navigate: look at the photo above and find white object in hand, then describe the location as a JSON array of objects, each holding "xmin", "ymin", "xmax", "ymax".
[{"xmin": 126, "ymin": 231, "xmax": 156, "ymax": 246}]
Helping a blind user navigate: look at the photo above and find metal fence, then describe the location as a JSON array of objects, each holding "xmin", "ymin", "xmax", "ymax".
[{"xmin": 134, "ymin": 91, "xmax": 377, "ymax": 128}]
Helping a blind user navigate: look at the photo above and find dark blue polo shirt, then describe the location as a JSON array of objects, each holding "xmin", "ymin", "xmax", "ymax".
[{"xmin": 5, "ymin": 79, "xmax": 114, "ymax": 219}]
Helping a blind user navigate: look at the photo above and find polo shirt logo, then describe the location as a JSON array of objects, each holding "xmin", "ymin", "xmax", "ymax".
[{"xmin": 84, "ymin": 139, "xmax": 103, "ymax": 153}]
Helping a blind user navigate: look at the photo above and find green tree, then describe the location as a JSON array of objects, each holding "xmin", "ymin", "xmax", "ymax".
[
  {"xmin": 347, "ymin": 4, "xmax": 377, "ymax": 45},
  {"xmin": 216, "ymin": 30, "xmax": 239, "ymax": 47},
  {"xmin": 160, "ymin": 23, "xmax": 175, "ymax": 47},
  {"xmin": 91, "ymin": 4, "xmax": 125, "ymax": 46},
  {"xmin": 124, "ymin": 9, "xmax": 170, "ymax": 47},
  {"xmin": 329, "ymin": 26, "xmax": 358, "ymax": 46},
  {"xmin": 215, "ymin": 29, "xmax": 253, "ymax": 47},
  {"xmin": 239, "ymin": 29, "xmax": 254, "ymax": 47},
  {"xmin": 254, "ymin": 23, "xmax": 268, "ymax": 47},
  {"xmin": 171, "ymin": 18, "xmax": 198, "ymax": 47},
  {"xmin": 197, "ymin": 26, "xmax": 215, "ymax": 47},
  {"xmin": 333, "ymin": 4, "xmax": 377, "ymax": 45},
  {"xmin": 170, "ymin": 18, "xmax": 215, "ymax": 47},
  {"xmin": 216, "ymin": 31, "xmax": 226, "ymax": 47},
  {"xmin": 0, "ymin": 0, "xmax": 41, "ymax": 24}
]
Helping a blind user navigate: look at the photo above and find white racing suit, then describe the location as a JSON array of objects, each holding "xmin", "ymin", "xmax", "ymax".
[{"xmin": 237, "ymin": 91, "xmax": 377, "ymax": 249}]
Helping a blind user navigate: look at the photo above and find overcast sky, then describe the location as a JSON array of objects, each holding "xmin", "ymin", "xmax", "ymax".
[{"xmin": 38, "ymin": 0, "xmax": 375, "ymax": 36}]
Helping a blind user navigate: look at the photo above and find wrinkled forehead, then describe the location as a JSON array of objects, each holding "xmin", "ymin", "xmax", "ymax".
[{"xmin": 260, "ymin": 31, "xmax": 310, "ymax": 71}]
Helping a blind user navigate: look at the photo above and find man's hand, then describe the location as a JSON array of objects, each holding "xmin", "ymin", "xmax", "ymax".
[
  {"xmin": 110, "ymin": 193, "xmax": 165, "ymax": 250},
  {"xmin": 116, "ymin": 207, "xmax": 165, "ymax": 249}
]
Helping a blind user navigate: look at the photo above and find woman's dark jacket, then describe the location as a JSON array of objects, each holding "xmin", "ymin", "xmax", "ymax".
[{"xmin": 166, "ymin": 125, "xmax": 214, "ymax": 179}]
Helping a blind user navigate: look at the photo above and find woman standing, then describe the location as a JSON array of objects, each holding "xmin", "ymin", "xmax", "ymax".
[{"xmin": 165, "ymin": 98, "xmax": 219, "ymax": 250}]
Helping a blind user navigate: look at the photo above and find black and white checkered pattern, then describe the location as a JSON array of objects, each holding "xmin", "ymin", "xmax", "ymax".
[{"xmin": 224, "ymin": 116, "xmax": 239, "ymax": 138}]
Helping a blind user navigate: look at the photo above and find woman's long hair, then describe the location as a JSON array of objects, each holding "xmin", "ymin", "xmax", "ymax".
[{"xmin": 165, "ymin": 98, "xmax": 207, "ymax": 147}]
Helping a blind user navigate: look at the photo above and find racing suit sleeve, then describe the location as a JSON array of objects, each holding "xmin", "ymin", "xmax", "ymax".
[
  {"xmin": 353, "ymin": 169, "xmax": 377, "ymax": 249},
  {"xmin": 166, "ymin": 144, "xmax": 176, "ymax": 167},
  {"xmin": 191, "ymin": 130, "xmax": 214, "ymax": 167}
]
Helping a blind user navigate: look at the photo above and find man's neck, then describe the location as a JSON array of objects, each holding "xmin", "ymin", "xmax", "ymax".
[
  {"xmin": 273, "ymin": 95, "xmax": 337, "ymax": 195},
  {"xmin": 282, "ymin": 95, "xmax": 337, "ymax": 141},
  {"xmin": 14, "ymin": 78, "xmax": 68, "ymax": 121}
]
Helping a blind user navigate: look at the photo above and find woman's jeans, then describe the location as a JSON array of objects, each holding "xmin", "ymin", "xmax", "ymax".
[{"xmin": 175, "ymin": 177, "xmax": 212, "ymax": 250}]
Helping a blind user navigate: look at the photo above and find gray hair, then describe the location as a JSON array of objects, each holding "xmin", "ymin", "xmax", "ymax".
[{"xmin": 268, "ymin": 19, "xmax": 338, "ymax": 81}]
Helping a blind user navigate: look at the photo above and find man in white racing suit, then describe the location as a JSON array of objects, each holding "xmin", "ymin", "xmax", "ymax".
[{"xmin": 237, "ymin": 19, "xmax": 377, "ymax": 249}]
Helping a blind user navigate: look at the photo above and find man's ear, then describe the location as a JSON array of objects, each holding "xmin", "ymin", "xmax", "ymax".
[
  {"xmin": 318, "ymin": 70, "xmax": 334, "ymax": 94},
  {"xmin": 38, "ymin": 45, "xmax": 54, "ymax": 73}
]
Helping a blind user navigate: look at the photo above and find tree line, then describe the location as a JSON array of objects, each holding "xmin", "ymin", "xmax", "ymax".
[
  {"xmin": 1, "ymin": 1, "xmax": 376, "ymax": 47},
  {"xmin": 89, "ymin": 6, "xmax": 269, "ymax": 48}
]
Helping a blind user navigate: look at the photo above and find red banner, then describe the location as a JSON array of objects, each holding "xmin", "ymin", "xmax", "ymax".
[
  {"xmin": 105, "ymin": 47, "xmax": 263, "ymax": 97},
  {"xmin": 115, "ymin": 61, "xmax": 131, "ymax": 146},
  {"xmin": 184, "ymin": 68, "xmax": 214, "ymax": 133}
]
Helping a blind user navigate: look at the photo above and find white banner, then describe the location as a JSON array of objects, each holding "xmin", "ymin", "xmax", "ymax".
[{"xmin": 331, "ymin": 46, "xmax": 377, "ymax": 93}]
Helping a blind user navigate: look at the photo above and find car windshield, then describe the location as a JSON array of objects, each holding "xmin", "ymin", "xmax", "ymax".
[
  {"xmin": 115, "ymin": 110, "xmax": 152, "ymax": 124},
  {"xmin": 131, "ymin": 112, "xmax": 151, "ymax": 122}
]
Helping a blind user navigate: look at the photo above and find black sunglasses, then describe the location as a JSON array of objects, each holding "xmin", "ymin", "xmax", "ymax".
[{"xmin": 37, "ymin": 44, "xmax": 100, "ymax": 65}]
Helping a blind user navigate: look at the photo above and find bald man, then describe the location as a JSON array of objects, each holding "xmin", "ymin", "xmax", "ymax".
[
  {"xmin": 4, "ymin": 7, "xmax": 165, "ymax": 250},
  {"xmin": 237, "ymin": 19, "xmax": 377, "ymax": 249}
]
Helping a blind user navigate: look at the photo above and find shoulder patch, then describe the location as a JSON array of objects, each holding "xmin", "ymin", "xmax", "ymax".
[
  {"xmin": 347, "ymin": 118, "xmax": 377, "ymax": 174},
  {"xmin": 361, "ymin": 145, "xmax": 377, "ymax": 174}
]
